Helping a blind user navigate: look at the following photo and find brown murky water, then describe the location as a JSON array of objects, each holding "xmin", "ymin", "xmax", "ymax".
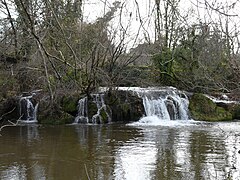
[{"xmin": 0, "ymin": 121, "xmax": 240, "ymax": 180}]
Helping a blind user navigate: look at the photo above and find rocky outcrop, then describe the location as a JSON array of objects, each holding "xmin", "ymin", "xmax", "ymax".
[
  {"xmin": 60, "ymin": 95, "xmax": 79, "ymax": 117},
  {"xmin": 73, "ymin": 90, "xmax": 145, "ymax": 124},
  {"xmin": 2, "ymin": 89, "xmax": 239, "ymax": 125},
  {"xmin": 104, "ymin": 90, "xmax": 145, "ymax": 122},
  {"xmin": 38, "ymin": 103, "xmax": 74, "ymax": 125},
  {"xmin": 189, "ymin": 93, "xmax": 234, "ymax": 121}
]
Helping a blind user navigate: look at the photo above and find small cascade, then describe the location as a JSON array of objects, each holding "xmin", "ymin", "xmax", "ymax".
[
  {"xmin": 75, "ymin": 97, "xmax": 88, "ymax": 123},
  {"xmin": 75, "ymin": 94, "xmax": 111, "ymax": 124},
  {"xmin": 91, "ymin": 94, "xmax": 111, "ymax": 124},
  {"xmin": 118, "ymin": 87, "xmax": 190, "ymax": 121},
  {"xmin": 75, "ymin": 87, "xmax": 190, "ymax": 124},
  {"xmin": 19, "ymin": 95, "xmax": 38, "ymax": 122}
]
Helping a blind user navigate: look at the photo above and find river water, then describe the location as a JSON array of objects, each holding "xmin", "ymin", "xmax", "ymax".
[{"xmin": 0, "ymin": 120, "xmax": 240, "ymax": 180}]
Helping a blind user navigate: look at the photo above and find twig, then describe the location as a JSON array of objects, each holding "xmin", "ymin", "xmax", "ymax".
[
  {"xmin": 0, "ymin": 115, "xmax": 22, "ymax": 135},
  {"xmin": 0, "ymin": 107, "xmax": 16, "ymax": 121},
  {"xmin": 26, "ymin": 161, "xmax": 39, "ymax": 171},
  {"xmin": 84, "ymin": 164, "xmax": 91, "ymax": 180}
]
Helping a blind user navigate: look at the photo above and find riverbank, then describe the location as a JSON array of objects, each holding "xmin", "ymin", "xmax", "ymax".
[{"xmin": 1, "ymin": 87, "xmax": 240, "ymax": 125}]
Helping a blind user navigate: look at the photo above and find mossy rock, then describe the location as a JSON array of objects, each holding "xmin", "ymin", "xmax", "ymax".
[
  {"xmin": 88, "ymin": 101, "xmax": 98, "ymax": 121},
  {"xmin": 228, "ymin": 104, "xmax": 240, "ymax": 120},
  {"xmin": 99, "ymin": 108, "xmax": 108, "ymax": 123},
  {"xmin": 38, "ymin": 102, "xmax": 74, "ymax": 125},
  {"xmin": 233, "ymin": 105, "xmax": 240, "ymax": 119},
  {"xmin": 104, "ymin": 90, "xmax": 144, "ymax": 122},
  {"xmin": 38, "ymin": 111, "xmax": 74, "ymax": 125},
  {"xmin": 61, "ymin": 96, "xmax": 79, "ymax": 116},
  {"xmin": 189, "ymin": 93, "xmax": 232, "ymax": 121}
]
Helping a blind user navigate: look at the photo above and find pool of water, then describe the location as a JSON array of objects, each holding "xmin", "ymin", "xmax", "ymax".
[{"xmin": 0, "ymin": 120, "xmax": 240, "ymax": 180}]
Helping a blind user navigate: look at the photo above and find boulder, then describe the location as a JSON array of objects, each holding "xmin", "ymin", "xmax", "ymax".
[
  {"xmin": 60, "ymin": 95, "xmax": 79, "ymax": 117},
  {"xmin": 216, "ymin": 102, "xmax": 240, "ymax": 120},
  {"xmin": 189, "ymin": 93, "xmax": 232, "ymax": 121},
  {"xmin": 38, "ymin": 102, "xmax": 74, "ymax": 125},
  {"xmin": 104, "ymin": 90, "xmax": 145, "ymax": 122}
]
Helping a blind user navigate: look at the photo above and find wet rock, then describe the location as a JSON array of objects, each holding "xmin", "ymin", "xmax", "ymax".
[
  {"xmin": 104, "ymin": 90, "xmax": 145, "ymax": 122},
  {"xmin": 61, "ymin": 95, "xmax": 79, "ymax": 117},
  {"xmin": 165, "ymin": 96, "xmax": 180, "ymax": 120},
  {"xmin": 38, "ymin": 102, "xmax": 74, "ymax": 125},
  {"xmin": 189, "ymin": 93, "xmax": 232, "ymax": 121}
]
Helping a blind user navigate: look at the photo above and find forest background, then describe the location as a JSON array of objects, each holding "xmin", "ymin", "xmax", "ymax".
[{"xmin": 0, "ymin": 0, "xmax": 240, "ymax": 106}]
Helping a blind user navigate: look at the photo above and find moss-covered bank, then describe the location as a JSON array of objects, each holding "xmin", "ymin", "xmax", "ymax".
[{"xmin": 189, "ymin": 93, "xmax": 233, "ymax": 121}]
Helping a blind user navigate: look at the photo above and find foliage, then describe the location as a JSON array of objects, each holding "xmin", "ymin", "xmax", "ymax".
[
  {"xmin": 151, "ymin": 14, "xmax": 234, "ymax": 90},
  {"xmin": 0, "ymin": 0, "xmax": 240, "ymax": 109},
  {"xmin": 152, "ymin": 47, "xmax": 175, "ymax": 86},
  {"xmin": 152, "ymin": 24, "xmax": 236, "ymax": 92},
  {"xmin": 61, "ymin": 95, "xmax": 79, "ymax": 117}
]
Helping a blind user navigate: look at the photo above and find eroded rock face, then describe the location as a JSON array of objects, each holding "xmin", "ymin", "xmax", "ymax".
[
  {"xmin": 3, "ymin": 89, "xmax": 239, "ymax": 124},
  {"xmin": 72, "ymin": 90, "xmax": 145, "ymax": 123},
  {"xmin": 104, "ymin": 90, "xmax": 145, "ymax": 122}
]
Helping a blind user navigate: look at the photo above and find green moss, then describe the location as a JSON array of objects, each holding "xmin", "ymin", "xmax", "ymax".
[
  {"xmin": 61, "ymin": 96, "xmax": 78, "ymax": 115},
  {"xmin": 88, "ymin": 101, "xmax": 98, "ymax": 119},
  {"xmin": 39, "ymin": 112, "xmax": 74, "ymax": 125},
  {"xmin": 189, "ymin": 93, "xmax": 232, "ymax": 121},
  {"xmin": 231, "ymin": 104, "xmax": 240, "ymax": 120},
  {"xmin": 121, "ymin": 103, "xmax": 130, "ymax": 113},
  {"xmin": 100, "ymin": 108, "xmax": 108, "ymax": 123}
]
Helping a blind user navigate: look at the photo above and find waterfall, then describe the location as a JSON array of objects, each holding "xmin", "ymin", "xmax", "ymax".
[
  {"xmin": 19, "ymin": 95, "xmax": 38, "ymax": 122},
  {"xmin": 142, "ymin": 93, "xmax": 189, "ymax": 120},
  {"xmin": 75, "ymin": 97, "xmax": 88, "ymax": 123},
  {"xmin": 91, "ymin": 94, "xmax": 111, "ymax": 124},
  {"xmin": 75, "ymin": 94, "xmax": 111, "ymax": 124},
  {"xmin": 75, "ymin": 87, "xmax": 190, "ymax": 124},
  {"xmin": 118, "ymin": 87, "xmax": 190, "ymax": 121}
]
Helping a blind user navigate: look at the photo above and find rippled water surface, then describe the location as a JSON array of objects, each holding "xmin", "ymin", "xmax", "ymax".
[{"xmin": 0, "ymin": 121, "xmax": 240, "ymax": 180}]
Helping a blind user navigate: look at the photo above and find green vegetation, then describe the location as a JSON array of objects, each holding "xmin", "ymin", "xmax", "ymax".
[
  {"xmin": 189, "ymin": 93, "xmax": 232, "ymax": 121},
  {"xmin": 61, "ymin": 96, "xmax": 79, "ymax": 116},
  {"xmin": 99, "ymin": 108, "xmax": 108, "ymax": 123},
  {"xmin": 38, "ymin": 113, "xmax": 74, "ymax": 125},
  {"xmin": 0, "ymin": 1, "xmax": 240, "ymax": 123}
]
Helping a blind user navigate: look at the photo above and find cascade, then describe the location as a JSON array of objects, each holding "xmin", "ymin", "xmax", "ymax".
[
  {"xmin": 75, "ymin": 94, "xmax": 111, "ymax": 124},
  {"xmin": 75, "ymin": 97, "xmax": 88, "ymax": 123},
  {"xmin": 91, "ymin": 94, "xmax": 111, "ymax": 124},
  {"xmin": 75, "ymin": 87, "xmax": 190, "ymax": 124},
  {"xmin": 19, "ymin": 95, "xmax": 38, "ymax": 122},
  {"xmin": 118, "ymin": 87, "xmax": 190, "ymax": 121}
]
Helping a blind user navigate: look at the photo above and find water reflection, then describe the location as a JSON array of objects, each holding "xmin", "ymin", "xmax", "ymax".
[
  {"xmin": 1, "ymin": 163, "xmax": 27, "ymax": 180},
  {"xmin": 0, "ymin": 122, "xmax": 240, "ymax": 179},
  {"xmin": 19, "ymin": 125, "xmax": 39, "ymax": 142},
  {"xmin": 173, "ymin": 131, "xmax": 192, "ymax": 177},
  {"xmin": 114, "ymin": 136, "xmax": 157, "ymax": 179},
  {"xmin": 210, "ymin": 124, "xmax": 240, "ymax": 179}
]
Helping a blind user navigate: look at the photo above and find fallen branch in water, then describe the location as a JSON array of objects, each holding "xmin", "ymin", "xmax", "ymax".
[
  {"xmin": 0, "ymin": 115, "xmax": 22, "ymax": 136},
  {"xmin": 84, "ymin": 164, "xmax": 91, "ymax": 180},
  {"xmin": 0, "ymin": 107, "xmax": 16, "ymax": 121}
]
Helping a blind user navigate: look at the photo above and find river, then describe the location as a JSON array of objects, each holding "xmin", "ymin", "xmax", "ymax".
[{"xmin": 0, "ymin": 120, "xmax": 240, "ymax": 180}]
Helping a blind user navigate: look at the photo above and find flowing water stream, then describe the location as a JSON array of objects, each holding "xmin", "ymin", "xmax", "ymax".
[
  {"xmin": 0, "ymin": 122, "xmax": 240, "ymax": 180},
  {"xmin": 2, "ymin": 87, "xmax": 240, "ymax": 179}
]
